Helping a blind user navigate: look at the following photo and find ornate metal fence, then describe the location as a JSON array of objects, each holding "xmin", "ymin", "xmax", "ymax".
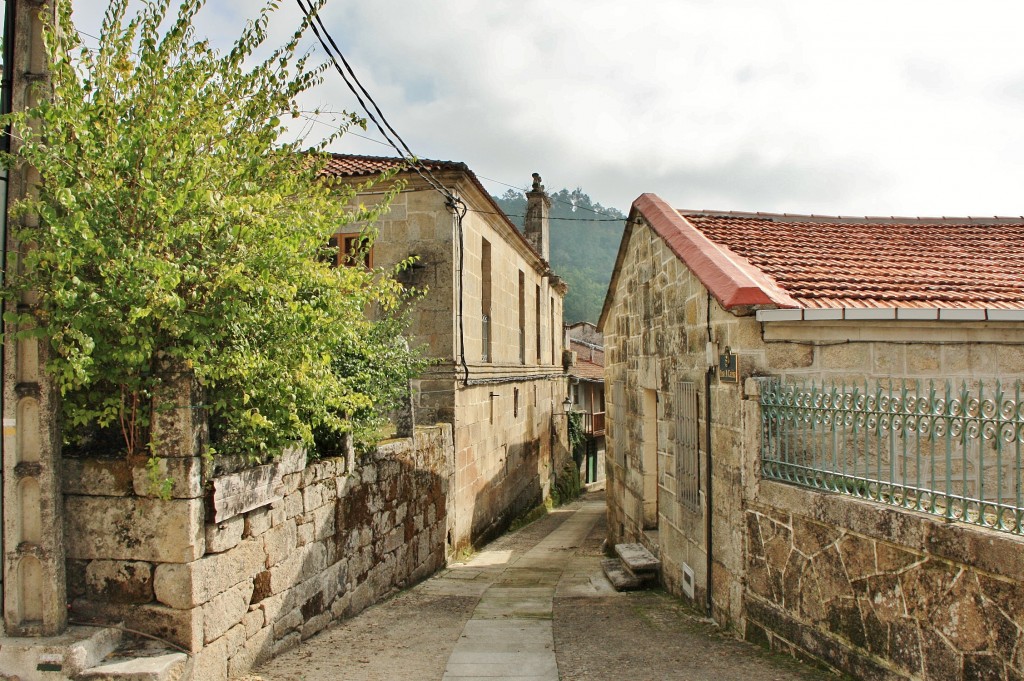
[{"xmin": 760, "ymin": 379, "xmax": 1024, "ymax": 535}]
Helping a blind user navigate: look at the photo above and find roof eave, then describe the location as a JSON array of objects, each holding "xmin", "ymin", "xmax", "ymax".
[
  {"xmin": 633, "ymin": 193, "xmax": 800, "ymax": 311},
  {"xmin": 596, "ymin": 206, "xmax": 637, "ymax": 332}
]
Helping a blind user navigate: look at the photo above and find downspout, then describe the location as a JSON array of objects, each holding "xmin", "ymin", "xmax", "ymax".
[
  {"xmin": 704, "ymin": 292, "xmax": 714, "ymax": 618},
  {"xmin": 448, "ymin": 197, "xmax": 469, "ymax": 384}
]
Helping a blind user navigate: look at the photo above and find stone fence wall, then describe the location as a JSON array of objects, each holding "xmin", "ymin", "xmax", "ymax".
[
  {"xmin": 62, "ymin": 424, "xmax": 454, "ymax": 680},
  {"xmin": 745, "ymin": 480, "xmax": 1024, "ymax": 681}
]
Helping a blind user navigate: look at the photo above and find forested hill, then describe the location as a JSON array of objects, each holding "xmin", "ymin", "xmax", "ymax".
[{"xmin": 493, "ymin": 188, "xmax": 625, "ymax": 325}]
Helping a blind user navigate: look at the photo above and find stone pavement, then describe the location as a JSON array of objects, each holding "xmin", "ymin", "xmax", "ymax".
[
  {"xmin": 439, "ymin": 499, "xmax": 607, "ymax": 680},
  {"xmin": 241, "ymin": 491, "xmax": 839, "ymax": 681}
]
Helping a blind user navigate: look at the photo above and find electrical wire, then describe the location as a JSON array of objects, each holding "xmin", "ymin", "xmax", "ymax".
[
  {"xmin": 476, "ymin": 173, "xmax": 624, "ymax": 219},
  {"xmin": 295, "ymin": 0, "xmax": 456, "ymax": 202},
  {"xmin": 464, "ymin": 207, "xmax": 623, "ymax": 223},
  {"xmin": 291, "ymin": 0, "xmax": 498, "ymax": 388},
  {"xmin": 293, "ymin": 106, "xmax": 627, "ymax": 221}
]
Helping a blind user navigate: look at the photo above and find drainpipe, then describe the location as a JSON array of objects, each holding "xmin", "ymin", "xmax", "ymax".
[
  {"xmin": 704, "ymin": 367, "xmax": 713, "ymax": 617},
  {"xmin": 704, "ymin": 293, "xmax": 714, "ymax": 618}
]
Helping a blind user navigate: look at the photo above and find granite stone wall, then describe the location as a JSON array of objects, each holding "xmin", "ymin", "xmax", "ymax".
[
  {"xmin": 746, "ymin": 481, "xmax": 1024, "ymax": 681},
  {"xmin": 63, "ymin": 424, "xmax": 454, "ymax": 680}
]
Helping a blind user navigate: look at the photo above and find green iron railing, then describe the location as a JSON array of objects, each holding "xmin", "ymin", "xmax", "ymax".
[{"xmin": 759, "ymin": 379, "xmax": 1024, "ymax": 535}]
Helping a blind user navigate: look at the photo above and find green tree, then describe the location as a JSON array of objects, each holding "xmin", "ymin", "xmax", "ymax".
[
  {"xmin": 494, "ymin": 188, "xmax": 625, "ymax": 324},
  {"xmin": 2, "ymin": 0, "xmax": 420, "ymax": 460}
]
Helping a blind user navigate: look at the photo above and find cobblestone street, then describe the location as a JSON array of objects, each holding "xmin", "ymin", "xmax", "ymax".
[{"xmin": 241, "ymin": 491, "xmax": 840, "ymax": 681}]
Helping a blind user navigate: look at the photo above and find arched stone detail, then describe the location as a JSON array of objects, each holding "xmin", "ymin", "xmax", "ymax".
[
  {"xmin": 17, "ymin": 477, "xmax": 42, "ymax": 544},
  {"xmin": 17, "ymin": 555, "xmax": 45, "ymax": 622},
  {"xmin": 16, "ymin": 396, "xmax": 41, "ymax": 463},
  {"xmin": 16, "ymin": 335, "xmax": 39, "ymax": 382}
]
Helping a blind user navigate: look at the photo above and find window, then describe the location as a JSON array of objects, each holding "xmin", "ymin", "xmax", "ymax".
[
  {"xmin": 331, "ymin": 233, "xmax": 372, "ymax": 269},
  {"xmin": 481, "ymin": 238, "xmax": 492, "ymax": 362},
  {"xmin": 676, "ymin": 381, "xmax": 700, "ymax": 511},
  {"xmin": 518, "ymin": 270, "xmax": 526, "ymax": 365},
  {"xmin": 535, "ymin": 285, "xmax": 542, "ymax": 365},
  {"xmin": 613, "ymin": 381, "xmax": 626, "ymax": 467},
  {"xmin": 550, "ymin": 297, "xmax": 557, "ymax": 365}
]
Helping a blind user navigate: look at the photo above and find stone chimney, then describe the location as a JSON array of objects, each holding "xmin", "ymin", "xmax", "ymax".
[{"xmin": 524, "ymin": 172, "xmax": 551, "ymax": 262}]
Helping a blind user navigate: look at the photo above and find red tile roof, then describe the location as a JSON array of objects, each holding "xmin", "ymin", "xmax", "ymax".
[
  {"xmin": 320, "ymin": 154, "xmax": 551, "ymax": 267},
  {"xmin": 622, "ymin": 194, "xmax": 1024, "ymax": 311},
  {"xmin": 680, "ymin": 210, "xmax": 1024, "ymax": 310},
  {"xmin": 320, "ymin": 154, "xmax": 467, "ymax": 178},
  {"xmin": 630, "ymin": 194, "xmax": 799, "ymax": 310},
  {"xmin": 571, "ymin": 359, "xmax": 604, "ymax": 382}
]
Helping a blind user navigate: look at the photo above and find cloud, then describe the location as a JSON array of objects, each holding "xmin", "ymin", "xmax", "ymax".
[{"xmin": 69, "ymin": 0, "xmax": 1024, "ymax": 216}]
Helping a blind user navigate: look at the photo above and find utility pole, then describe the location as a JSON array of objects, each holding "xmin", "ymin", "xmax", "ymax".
[{"xmin": 1, "ymin": 0, "xmax": 66, "ymax": 637}]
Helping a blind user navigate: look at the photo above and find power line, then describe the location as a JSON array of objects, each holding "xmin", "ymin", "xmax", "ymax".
[
  {"xmin": 286, "ymin": 7, "xmax": 481, "ymax": 384},
  {"xmin": 465, "ymin": 207, "xmax": 623, "ymax": 223},
  {"xmin": 294, "ymin": 0, "xmax": 457, "ymax": 204},
  {"xmin": 290, "ymin": 105, "xmax": 626, "ymax": 220}
]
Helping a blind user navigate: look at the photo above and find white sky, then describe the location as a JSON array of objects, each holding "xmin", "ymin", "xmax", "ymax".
[{"xmin": 70, "ymin": 0, "xmax": 1024, "ymax": 216}]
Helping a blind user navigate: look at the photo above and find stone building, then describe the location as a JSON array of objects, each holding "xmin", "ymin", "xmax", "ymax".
[
  {"xmin": 321, "ymin": 156, "xmax": 571, "ymax": 552},
  {"xmin": 566, "ymin": 322, "xmax": 605, "ymax": 486},
  {"xmin": 599, "ymin": 193, "xmax": 1024, "ymax": 681},
  {"xmin": 0, "ymin": 151, "xmax": 572, "ymax": 680}
]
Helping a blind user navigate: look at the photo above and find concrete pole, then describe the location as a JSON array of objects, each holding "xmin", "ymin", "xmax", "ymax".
[{"xmin": 2, "ymin": 0, "xmax": 66, "ymax": 636}]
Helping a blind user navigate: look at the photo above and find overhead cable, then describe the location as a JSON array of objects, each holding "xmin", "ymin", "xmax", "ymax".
[{"xmin": 294, "ymin": 0, "xmax": 457, "ymax": 203}]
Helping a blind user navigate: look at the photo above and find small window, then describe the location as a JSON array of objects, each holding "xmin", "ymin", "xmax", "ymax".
[
  {"xmin": 676, "ymin": 381, "xmax": 700, "ymax": 511},
  {"xmin": 338, "ymin": 234, "xmax": 373, "ymax": 269},
  {"xmin": 518, "ymin": 271, "xmax": 526, "ymax": 365},
  {"xmin": 550, "ymin": 297, "xmax": 557, "ymax": 365},
  {"xmin": 535, "ymin": 285, "xmax": 542, "ymax": 365},
  {"xmin": 481, "ymin": 239, "xmax": 492, "ymax": 362}
]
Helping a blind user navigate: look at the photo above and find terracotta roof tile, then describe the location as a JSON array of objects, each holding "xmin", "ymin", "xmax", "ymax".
[
  {"xmin": 319, "ymin": 154, "xmax": 467, "ymax": 178},
  {"xmin": 571, "ymin": 359, "xmax": 604, "ymax": 381},
  {"xmin": 677, "ymin": 210, "xmax": 1024, "ymax": 310}
]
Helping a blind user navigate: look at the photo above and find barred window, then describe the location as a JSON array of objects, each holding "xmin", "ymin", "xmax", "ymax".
[{"xmin": 676, "ymin": 381, "xmax": 700, "ymax": 511}]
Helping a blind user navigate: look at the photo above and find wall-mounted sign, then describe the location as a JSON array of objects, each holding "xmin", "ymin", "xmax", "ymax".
[{"xmin": 719, "ymin": 350, "xmax": 739, "ymax": 384}]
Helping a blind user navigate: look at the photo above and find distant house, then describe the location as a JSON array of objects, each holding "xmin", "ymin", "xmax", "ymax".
[
  {"xmin": 599, "ymin": 193, "xmax": 1024, "ymax": 681},
  {"xmin": 566, "ymin": 322, "xmax": 605, "ymax": 486},
  {"xmin": 321, "ymin": 155, "xmax": 571, "ymax": 552}
]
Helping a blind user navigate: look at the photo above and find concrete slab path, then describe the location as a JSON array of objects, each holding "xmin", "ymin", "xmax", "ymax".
[{"xmin": 241, "ymin": 491, "xmax": 841, "ymax": 681}]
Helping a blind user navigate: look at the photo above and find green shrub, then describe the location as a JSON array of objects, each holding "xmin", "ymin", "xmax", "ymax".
[{"xmin": 2, "ymin": 0, "xmax": 421, "ymax": 461}]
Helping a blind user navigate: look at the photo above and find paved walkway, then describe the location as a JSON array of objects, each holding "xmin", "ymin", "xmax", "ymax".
[
  {"xmin": 440, "ymin": 499, "xmax": 606, "ymax": 680},
  {"xmin": 242, "ymin": 491, "xmax": 839, "ymax": 681}
]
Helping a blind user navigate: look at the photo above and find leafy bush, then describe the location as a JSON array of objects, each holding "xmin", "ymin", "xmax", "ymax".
[{"xmin": 2, "ymin": 0, "xmax": 421, "ymax": 460}]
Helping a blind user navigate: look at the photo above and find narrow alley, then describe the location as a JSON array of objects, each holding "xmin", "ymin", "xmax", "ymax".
[{"xmin": 240, "ymin": 491, "xmax": 838, "ymax": 681}]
